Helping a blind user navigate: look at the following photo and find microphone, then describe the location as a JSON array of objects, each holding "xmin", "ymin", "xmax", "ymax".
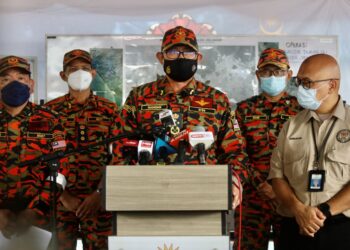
[
  {"xmin": 158, "ymin": 109, "xmax": 176, "ymax": 128},
  {"xmin": 188, "ymin": 126, "xmax": 214, "ymax": 165},
  {"xmin": 137, "ymin": 140, "xmax": 154, "ymax": 165},
  {"xmin": 169, "ymin": 128, "xmax": 190, "ymax": 165},
  {"xmin": 122, "ymin": 139, "xmax": 139, "ymax": 163},
  {"xmin": 154, "ymin": 137, "xmax": 176, "ymax": 163},
  {"xmin": 174, "ymin": 140, "xmax": 187, "ymax": 165},
  {"xmin": 169, "ymin": 129, "xmax": 190, "ymax": 148}
]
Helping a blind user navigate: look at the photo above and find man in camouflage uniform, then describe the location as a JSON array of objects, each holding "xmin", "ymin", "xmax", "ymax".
[
  {"xmin": 45, "ymin": 49, "xmax": 120, "ymax": 250},
  {"xmin": 118, "ymin": 26, "xmax": 251, "ymax": 208},
  {"xmin": 0, "ymin": 56, "xmax": 68, "ymax": 238},
  {"xmin": 234, "ymin": 48, "xmax": 302, "ymax": 250}
]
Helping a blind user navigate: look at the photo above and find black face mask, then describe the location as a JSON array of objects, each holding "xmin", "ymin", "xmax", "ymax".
[
  {"xmin": 163, "ymin": 58, "xmax": 197, "ymax": 82},
  {"xmin": 1, "ymin": 80, "xmax": 30, "ymax": 107}
]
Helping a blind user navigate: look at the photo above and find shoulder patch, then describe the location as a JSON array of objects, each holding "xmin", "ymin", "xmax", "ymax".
[{"xmin": 336, "ymin": 129, "xmax": 350, "ymax": 143}]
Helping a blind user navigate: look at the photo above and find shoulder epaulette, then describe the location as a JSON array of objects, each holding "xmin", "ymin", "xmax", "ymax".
[{"xmin": 35, "ymin": 105, "xmax": 60, "ymax": 117}]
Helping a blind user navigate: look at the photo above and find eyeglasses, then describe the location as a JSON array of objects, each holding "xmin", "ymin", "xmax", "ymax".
[
  {"xmin": 292, "ymin": 77, "xmax": 339, "ymax": 90},
  {"xmin": 163, "ymin": 49, "xmax": 198, "ymax": 60},
  {"xmin": 257, "ymin": 69, "xmax": 287, "ymax": 77}
]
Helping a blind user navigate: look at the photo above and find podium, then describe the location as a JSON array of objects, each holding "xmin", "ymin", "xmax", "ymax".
[{"xmin": 105, "ymin": 165, "xmax": 232, "ymax": 250}]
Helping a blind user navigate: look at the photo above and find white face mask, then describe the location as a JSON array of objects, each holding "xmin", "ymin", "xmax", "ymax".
[
  {"xmin": 67, "ymin": 69, "xmax": 92, "ymax": 91},
  {"xmin": 296, "ymin": 82, "xmax": 329, "ymax": 110}
]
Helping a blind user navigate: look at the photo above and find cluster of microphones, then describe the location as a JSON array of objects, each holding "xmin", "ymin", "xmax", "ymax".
[{"xmin": 122, "ymin": 109, "xmax": 215, "ymax": 165}]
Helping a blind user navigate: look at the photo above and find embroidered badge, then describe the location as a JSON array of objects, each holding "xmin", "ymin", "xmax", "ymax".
[
  {"xmin": 28, "ymin": 120, "xmax": 51, "ymax": 132},
  {"xmin": 336, "ymin": 129, "xmax": 350, "ymax": 143},
  {"xmin": 191, "ymin": 97, "xmax": 213, "ymax": 108}
]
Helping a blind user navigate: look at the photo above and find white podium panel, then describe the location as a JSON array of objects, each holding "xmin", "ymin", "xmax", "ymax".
[{"xmin": 108, "ymin": 236, "xmax": 230, "ymax": 250}]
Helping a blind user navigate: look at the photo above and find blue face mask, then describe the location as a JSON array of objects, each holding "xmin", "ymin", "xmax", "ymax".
[
  {"xmin": 1, "ymin": 80, "xmax": 30, "ymax": 107},
  {"xmin": 296, "ymin": 84, "xmax": 328, "ymax": 110},
  {"xmin": 260, "ymin": 76, "xmax": 286, "ymax": 96}
]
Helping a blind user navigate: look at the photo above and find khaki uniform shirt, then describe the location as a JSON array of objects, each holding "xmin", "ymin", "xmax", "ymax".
[{"xmin": 269, "ymin": 97, "xmax": 350, "ymax": 217}]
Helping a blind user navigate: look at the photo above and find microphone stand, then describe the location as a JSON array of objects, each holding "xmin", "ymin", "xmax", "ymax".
[{"xmin": 19, "ymin": 132, "xmax": 141, "ymax": 250}]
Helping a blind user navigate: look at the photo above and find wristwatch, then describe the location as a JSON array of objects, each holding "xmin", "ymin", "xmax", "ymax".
[{"xmin": 317, "ymin": 202, "xmax": 332, "ymax": 218}]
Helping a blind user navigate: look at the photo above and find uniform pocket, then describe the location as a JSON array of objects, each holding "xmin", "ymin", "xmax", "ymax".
[
  {"xmin": 326, "ymin": 146, "xmax": 350, "ymax": 181},
  {"xmin": 86, "ymin": 117, "xmax": 112, "ymax": 143},
  {"xmin": 26, "ymin": 132, "xmax": 53, "ymax": 154},
  {"xmin": 284, "ymin": 142, "xmax": 308, "ymax": 184}
]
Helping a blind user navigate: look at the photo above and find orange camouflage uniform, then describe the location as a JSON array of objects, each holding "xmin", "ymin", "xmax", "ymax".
[
  {"xmin": 0, "ymin": 102, "xmax": 68, "ymax": 216},
  {"xmin": 45, "ymin": 93, "xmax": 120, "ymax": 250},
  {"xmin": 234, "ymin": 93, "xmax": 302, "ymax": 250},
  {"xmin": 118, "ymin": 77, "xmax": 250, "ymax": 170}
]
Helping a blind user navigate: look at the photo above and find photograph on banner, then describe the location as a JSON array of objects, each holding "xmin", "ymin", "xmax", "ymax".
[{"xmin": 90, "ymin": 48, "xmax": 123, "ymax": 105}]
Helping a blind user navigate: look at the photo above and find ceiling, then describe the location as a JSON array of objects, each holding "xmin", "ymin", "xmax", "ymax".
[{"xmin": 0, "ymin": 0, "xmax": 240, "ymax": 15}]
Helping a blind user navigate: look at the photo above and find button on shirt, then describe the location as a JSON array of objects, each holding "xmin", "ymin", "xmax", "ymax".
[{"xmin": 269, "ymin": 97, "xmax": 350, "ymax": 217}]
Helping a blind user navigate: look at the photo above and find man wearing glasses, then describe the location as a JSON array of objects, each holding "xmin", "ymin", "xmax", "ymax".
[
  {"xmin": 269, "ymin": 53, "xmax": 350, "ymax": 250},
  {"xmin": 118, "ymin": 26, "xmax": 251, "ymax": 209},
  {"xmin": 234, "ymin": 48, "xmax": 301, "ymax": 250}
]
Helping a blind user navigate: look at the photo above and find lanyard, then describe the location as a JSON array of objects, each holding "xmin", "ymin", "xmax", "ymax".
[{"xmin": 311, "ymin": 117, "xmax": 337, "ymax": 169}]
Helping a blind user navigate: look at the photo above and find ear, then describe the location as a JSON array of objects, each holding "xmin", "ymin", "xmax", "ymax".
[
  {"xmin": 255, "ymin": 70, "xmax": 261, "ymax": 83},
  {"xmin": 60, "ymin": 71, "xmax": 67, "ymax": 82},
  {"xmin": 197, "ymin": 52, "xmax": 203, "ymax": 63},
  {"xmin": 156, "ymin": 52, "xmax": 164, "ymax": 65},
  {"xmin": 91, "ymin": 69, "xmax": 97, "ymax": 78},
  {"xmin": 29, "ymin": 79, "xmax": 35, "ymax": 94},
  {"xmin": 329, "ymin": 79, "xmax": 337, "ymax": 93},
  {"xmin": 287, "ymin": 69, "xmax": 293, "ymax": 80}
]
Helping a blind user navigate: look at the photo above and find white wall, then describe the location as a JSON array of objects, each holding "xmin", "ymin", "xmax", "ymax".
[{"xmin": 1, "ymin": 0, "xmax": 349, "ymax": 103}]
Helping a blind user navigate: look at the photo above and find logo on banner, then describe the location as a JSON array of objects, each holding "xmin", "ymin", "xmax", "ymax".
[{"xmin": 157, "ymin": 243, "xmax": 180, "ymax": 250}]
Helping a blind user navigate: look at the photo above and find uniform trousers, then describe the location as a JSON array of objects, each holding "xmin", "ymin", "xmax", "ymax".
[{"xmin": 279, "ymin": 214, "xmax": 350, "ymax": 250}]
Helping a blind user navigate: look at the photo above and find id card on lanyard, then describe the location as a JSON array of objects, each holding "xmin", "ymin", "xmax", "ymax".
[{"xmin": 307, "ymin": 117, "xmax": 337, "ymax": 192}]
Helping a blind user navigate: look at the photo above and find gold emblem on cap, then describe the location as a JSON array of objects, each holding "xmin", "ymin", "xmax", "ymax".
[
  {"xmin": 175, "ymin": 28, "xmax": 186, "ymax": 39},
  {"xmin": 8, "ymin": 57, "xmax": 19, "ymax": 65},
  {"xmin": 270, "ymin": 51, "xmax": 278, "ymax": 58},
  {"xmin": 72, "ymin": 50, "xmax": 83, "ymax": 56}
]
